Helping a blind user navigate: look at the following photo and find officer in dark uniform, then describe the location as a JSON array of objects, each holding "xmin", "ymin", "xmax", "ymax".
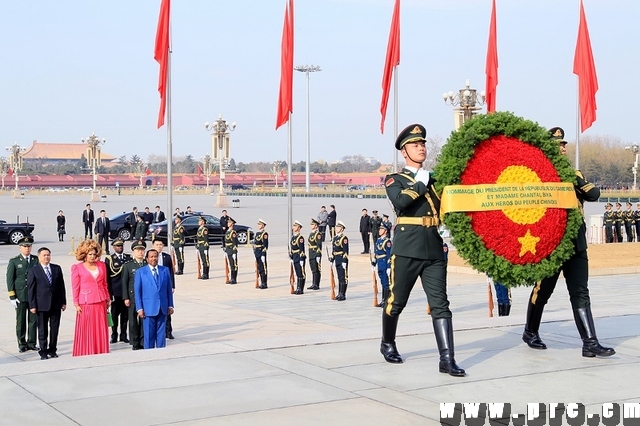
[
  {"xmin": 370, "ymin": 210, "xmax": 383, "ymax": 239},
  {"xmin": 522, "ymin": 127, "xmax": 614, "ymax": 358},
  {"xmin": 225, "ymin": 217, "xmax": 239, "ymax": 284},
  {"xmin": 290, "ymin": 220, "xmax": 306, "ymax": 294},
  {"xmin": 172, "ymin": 215, "xmax": 185, "ymax": 274},
  {"xmin": 381, "ymin": 123, "xmax": 465, "ymax": 377},
  {"xmin": 329, "ymin": 221, "xmax": 349, "ymax": 300},
  {"xmin": 635, "ymin": 203, "xmax": 640, "ymax": 242},
  {"xmin": 307, "ymin": 218, "xmax": 322, "ymax": 290},
  {"xmin": 105, "ymin": 238, "xmax": 131, "ymax": 343},
  {"xmin": 122, "ymin": 239, "xmax": 147, "ymax": 350},
  {"xmin": 134, "ymin": 214, "xmax": 147, "ymax": 241},
  {"xmin": 614, "ymin": 202, "xmax": 624, "ymax": 242},
  {"xmin": 603, "ymin": 203, "xmax": 615, "ymax": 243},
  {"xmin": 253, "ymin": 219, "xmax": 269, "ymax": 289},
  {"xmin": 6, "ymin": 237, "xmax": 39, "ymax": 352},
  {"xmin": 624, "ymin": 202, "xmax": 635, "ymax": 242},
  {"xmin": 196, "ymin": 216, "xmax": 210, "ymax": 280},
  {"xmin": 373, "ymin": 225, "xmax": 392, "ymax": 308}
]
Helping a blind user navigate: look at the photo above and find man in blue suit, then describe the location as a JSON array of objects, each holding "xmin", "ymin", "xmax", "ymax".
[{"xmin": 134, "ymin": 249, "xmax": 174, "ymax": 349}]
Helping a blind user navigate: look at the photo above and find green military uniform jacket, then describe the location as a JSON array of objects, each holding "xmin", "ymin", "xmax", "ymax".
[
  {"xmin": 7, "ymin": 254, "xmax": 39, "ymax": 302},
  {"xmin": 308, "ymin": 230, "xmax": 322, "ymax": 259},
  {"xmin": 384, "ymin": 168, "xmax": 444, "ymax": 260},
  {"xmin": 121, "ymin": 258, "xmax": 146, "ymax": 302},
  {"xmin": 624, "ymin": 209, "xmax": 635, "ymax": 225},
  {"xmin": 573, "ymin": 170, "xmax": 600, "ymax": 252},
  {"xmin": 224, "ymin": 228, "xmax": 238, "ymax": 255},
  {"xmin": 603, "ymin": 210, "xmax": 615, "ymax": 227},
  {"xmin": 173, "ymin": 224, "xmax": 185, "ymax": 246},
  {"xmin": 197, "ymin": 225, "xmax": 209, "ymax": 250}
]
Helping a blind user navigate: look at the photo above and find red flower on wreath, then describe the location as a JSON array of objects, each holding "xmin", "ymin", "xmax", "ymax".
[{"xmin": 460, "ymin": 135, "xmax": 568, "ymax": 264}]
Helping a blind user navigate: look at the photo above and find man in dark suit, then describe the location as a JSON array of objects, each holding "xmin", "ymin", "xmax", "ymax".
[
  {"xmin": 94, "ymin": 209, "xmax": 111, "ymax": 255},
  {"xmin": 153, "ymin": 239, "xmax": 175, "ymax": 339},
  {"xmin": 7, "ymin": 237, "xmax": 39, "ymax": 352},
  {"xmin": 153, "ymin": 205, "xmax": 166, "ymax": 223},
  {"xmin": 106, "ymin": 238, "xmax": 131, "ymax": 343},
  {"xmin": 27, "ymin": 247, "xmax": 66, "ymax": 360},
  {"xmin": 327, "ymin": 205, "xmax": 337, "ymax": 239},
  {"xmin": 359, "ymin": 208, "xmax": 371, "ymax": 254},
  {"xmin": 82, "ymin": 204, "xmax": 95, "ymax": 239},
  {"xmin": 142, "ymin": 207, "xmax": 154, "ymax": 233},
  {"xmin": 134, "ymin": 249, "xmax": 174, "ymax": 349}
]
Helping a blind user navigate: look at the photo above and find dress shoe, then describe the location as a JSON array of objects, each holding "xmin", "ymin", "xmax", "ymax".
[
  {"xmin": 40, "ymin": 355, "xmax": 48, "ymax": 360},
  {"xmin": 259, "ymin": 284, "xmax": 268, "ymax": 289},
  {"xmin": 48, "ymin": 353, "xmax": 58, "ymax": 358},
  {"xmin": 522, "ymin": 329, "xmax": 547, "ymax": 349},
  {"xmin": 132, "ymin": 345, "xmax": 142, "ymax": 350},
  {"xmin": 380, "ymin": 342, "xmax": 403, "ymax": 363},
  {"xmin": 27, "ymin": 345, "xmax": 39, "ymax": 351},
  {"xmin": 166, "ymin": 332, "xmax": 175, "ymax": 340},
  {"xmin": 175, "ymin": 271, "xmax": 183, "ymax": 275},
  {"xmin": 110, "ymin": 334, "xmax": 117, "ymax": 344},
  {"xmin": 19, "ymin": 347, "xmax": 28, "ymax": 353},
  {"xmin": 120, "ymin": 336, "xmax": 130, "ymax": 343}
]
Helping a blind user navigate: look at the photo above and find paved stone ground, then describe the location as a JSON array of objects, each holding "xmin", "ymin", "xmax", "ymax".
[{"xmin": 0, "ymin": 193, "xmax": 638, "ymax": 425}]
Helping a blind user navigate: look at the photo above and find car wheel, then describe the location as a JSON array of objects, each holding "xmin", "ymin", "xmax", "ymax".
[
  {"xmin": 9, "ymin": 230, "xmax": 25, "ymax": 245},
  {"xmin": 237, "ymin": 231, "xmax": 248, "ymax": 245},
  {"xmin": 118, "ymin": 228, "xmax": 131, "ymax": 241}
]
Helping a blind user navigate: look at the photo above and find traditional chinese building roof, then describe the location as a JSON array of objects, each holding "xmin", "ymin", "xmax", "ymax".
[{"xmin": 22, "ymin": 141, "xmax": 117, "ymax": 161}]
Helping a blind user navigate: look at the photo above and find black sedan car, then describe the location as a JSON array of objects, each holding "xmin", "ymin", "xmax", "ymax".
[
  {"xmin": 108, "ymin": 211, "xmax": 137, "ymax": 241},
  {"xmin": 0, "ymin": 219, "xmax": 35, "ymax": 245},
  {"xmin": 147, "ymin": 214, "xmax": 253, "ymax": 246}
]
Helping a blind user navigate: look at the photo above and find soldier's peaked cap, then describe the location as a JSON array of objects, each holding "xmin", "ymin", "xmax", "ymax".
[
  {"xmin": 549, "ymin": 127, "xmax": 566, "ymax": 143},
  {"xmin": 310, "ymin": 218, "xmax": 319, "ymax": 225},
  {"xmin": 131, "ymin": 240, "xmax": 147, "ymax": 250},
  {"xmin": 395, "ymin": 124, "xmax": 427, "ymax": 150},
  {"xmin": 337, "ymin": 220, "xmax": 346, "ymax": 229},
  {"xmin": 112, "ymin": 238, "xmax": 125, "ymax": 247},
  {"xmin": 257, "ymin": 218, "xmax": 266, "ymax": 225},
  {"xmin": 18, "ymin": 237, "xmax": 34, "ymax": 246},
  {"xmin": 293, "ymin": 220, "xmax": 303, "ymax": 227}
]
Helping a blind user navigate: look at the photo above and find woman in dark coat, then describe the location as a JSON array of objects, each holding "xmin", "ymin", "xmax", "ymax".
[{"xmin": 57, "ymin": 210, "xmax": 66, "ymax": 242}]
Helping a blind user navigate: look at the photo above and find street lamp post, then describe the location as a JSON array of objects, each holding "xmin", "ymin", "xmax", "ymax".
[
  {"xmin": 203, "ymin": 154, "xmax": 212, "ymax": 192},
  {"xmin": 205, "ymin": 114, "xmax": 236, "ymax": 208},
  {"xmin": 0, "ymin": 157, "xmax": 8, "ymax": 190},
  {"xmin": 81, "ymin": 133, "xmax": 106, "ymax": 201},
  {"xmin": 625, "ymin": 145, "xmax": 640, "ymax": 191},
  {"xmin": 5, "ymin": 143, "xmax": 26, "ymax": 198},
  {"xmin": 443, "ymin": 79, "xmax": 486, "ymax": 130},
  {"xmin": 295, "ymin": 64, "xmax": 322, "ymax": 193}
]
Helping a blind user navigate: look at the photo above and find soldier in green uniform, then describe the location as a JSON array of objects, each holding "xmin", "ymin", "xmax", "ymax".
[
  {"xmin": 253, "ymin": 219, "xmax": 268, "ymax": 289},
  {"xmin": 624, "ymin": 201, "xmax": 635, "ymax": 242},
  {"xmin": 134, "ymin": 214, "xmax": 147, "ymax": 241},
  {"xmin": 224, "ymin": 217, "xmax": 239, "ymax": 284},
  {"xmin": 307, "ymin": 218, "xmax": 322, "ymax": 290},
  {"xmin": 122, "ymin": 240, "xmax": 147, "ymax": 350},
  {"xmin": 172, "ymin": 215, "xmax": 185, "ymax": 275},
  {"xmin": 369, "ymin": 210, "xmax": 383, "ymax": 239},
  {"xmin": 196, "ymin": 216, "xmax": 210, "ymax": 280},
  {"xmin": 614, "ymin": 202, "xmax": 624, "ymax": 242},
  {"xmin": 106, "ymin": 238, "xmax": 132, "ymax": 343},
  {"xmin": 381, "ymin": 123, "xmax": 465, "ymax": 377},
  {"xmin": 290, "ymin": 220, "xmax": 306, "ymax": 294},
  {"xmin": 522, "ymin": 127, "xmax": 614, "ymax": 358},
  {"xmin": 329, "ymin": 221, "xmax": 349, "ymax": 300},
  {"xmin": 6, "ymin": 237, "xmax": 39, "ymax": 352},
  {"xmin": 603, "ymin": 203, "xmax": 615, "ymax": 243}
]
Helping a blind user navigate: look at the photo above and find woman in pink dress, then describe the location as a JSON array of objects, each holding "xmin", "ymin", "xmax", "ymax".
[{"xmin": 71, "ymin": 239, "xmax": 111, "ymax": 356}]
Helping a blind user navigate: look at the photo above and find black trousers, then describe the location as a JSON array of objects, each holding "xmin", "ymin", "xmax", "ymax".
[
  {"xmin": 604, "ymin": 225, "xmax": 614, "ymax": 243},
  {"xmin": 293, "ymin": 259, "xmax": 306, "ymax": 279},
  {"xmin": 309, "ymin": 256, "xmax": 320, "ymax": 277},
  {"xmin": 319, "ymin": 225, "xmax": 327, "ymax": 242},
  {"xmin": 15, "ymin": 301, "xmax": 37, "ymax": 348},
  {"xmin": 111, "ymin": 297, "xmax": 128, "ymax": 335},
  {"xmin": 198, "ymin": 247, "xmax": 210, "ymax": 267},
  {"xmin": 84, "ymin": 222, "xmax": 93, "ymax": 238},
  {"xmin": 226, "ymin": 251, "xmax": 238, "ymax": 271},
  {"xmin": 36, "ymin": 309, "xmax": 61, "ymax": 356},
  {"xmin": 614, "ymin": 223, "xmax": 623, "ymax": 242},
  {"xmin": 386, "ymin": 255, "xmax": 451, "ymax": 319},
  {"xmin": 361, "ymin": 232, "xmax": 370, "ymax": 253},
  {"xmin": 97, "ymin": 233, "xmax": 109, "ymax": 253},
  {"xmin": 529, "ymin": 250, "xmax": 590, "ymax": 310},
  {"xmin": 335, "ymin": 258, "xmax": 347, "ymax": 285},
  {"xmin": 255, "ymin": 252, "xmax": 267, "ymax": 276},
  {"xmin": 128, "ymin": 303, "xmax": 143, "ymax": 347},
  {"xmin": 625, "ymin": 223, "xmax": 634, "ymax": 242}
]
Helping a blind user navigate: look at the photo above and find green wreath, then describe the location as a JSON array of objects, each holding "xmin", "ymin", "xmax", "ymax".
[{"xmin": 434, "ymin": 112, "xmax": 583, "ymax": 287}]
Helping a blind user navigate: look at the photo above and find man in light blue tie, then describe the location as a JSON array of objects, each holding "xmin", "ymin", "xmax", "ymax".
[{"xmin": 134, "ymin": 249, "xmax": 174, "ymax": 349}]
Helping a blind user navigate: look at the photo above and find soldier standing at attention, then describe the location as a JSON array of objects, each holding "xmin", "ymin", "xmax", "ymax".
[
  {"xmin": 122, "ymin": 240, "xmax": 147, "ymax": 350},
  {"xmin": 172, "ymin": 215, "xmax": 185, "ymax": 275},
  {"xmin": 370, "ymin": 210, "xmax": 383, "ymax": 239},
  {"xmin": 6, "ymin": 237, "xmax": 39, "ymax": 352},
  {"xmin": 253, "ymin": 219, "xmax": 269, "ymax": 289},
  {"xmin": 381, "ymin": 123, "xmax": 465, "ymax": 376},
  {"xmin": 290, "ymin": 220, "xmax": 306, "ymax": 294},
  {"xmin": 106, "ymin": 238, "xmax": 131, "ymax": 343},
  {"xmin": 603, "ymin": 203, "xmax": 615, "ymax": 244},
  {"xmin": 196, "ymin": 216, "xmax": 210, "ymax": 280},
  {"xmin": 522, "ymin": 127, "xmax": 614, "ymax": 359},
  {"xmin": 614, "ymin": 202, "xmax": 624, "ymax": 242},
  {"xmin": 307, "ymin": 218, "xmax": 322, "ymax": 290},
  {"xmin": 373, "ymin": 225, "xmax": 392, "ymax": 308},
  {"xmin": 329, "ymin": 221, "xmax": 349, "ymax": 300},
  {"xmin": 635, "ymin": 203, "xmax": 640, "ymax": 242},
  {"xmin": 225, "ymin": 218, "xmax": 239, "ymax": 284},
  {"xmin": 624, "ymin": 202, "xmax": 635, "ymax": 242}
]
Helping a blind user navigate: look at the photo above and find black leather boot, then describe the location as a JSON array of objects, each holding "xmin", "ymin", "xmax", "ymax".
[
  {"xmin": 259, "ymin": 273, "xmax": 268, "ymax": 289},
  {"xmin": 522, "ymin": 302, "xmax": 547, "ymax": 349},
  {"xmin": 433, "ymin": 318, "xmax": 465, "ymax": 377},
  {"xmin": 342, "ymin": 283, "xmax": 348, "ymax": 300},
  {"xmin": 299, "ymin": 279, "xmax": 305, "ymax": 294},
  {"xmin": 498, "ymin": 304, "xmax": 505, "ymax": 316},
  {"xmin": 314, "ymin": 273, "xmax": 320, "ymax": 290},
  {"xmin": 378, "ymin": 289, "xmax": 388, "ymax": 308},
  {"xmin": 294, "ymin": 278, "xmax": 302, "ymax": 294},
  {"xmin": 307, "ymin": 273, "xmax": 315, "ymax": 290},
  {"xmin": 201, "ymin": 265, "xmax": 209, "ymax": 280},
  {"xmin": 380, "ymin": 313, "xmax": 403, "ymax": 363},
  {"xmin": 110, "ymin": 331, "xmax": 117, "ymax": 344},
  {"xmin": 573, "ymin": 307, "xmax": 615, "ymax": 357},
  {"xmin": 229, "ymin": 270, "xmax": 237, "ymax": 284},
  {"xmin": 504, "ymin": 304, "xmax": 511, "ymax": 317},
  {"xmin": 335, "ymin": 283, "xmax": 344, "ymax": 300},
  {"xmin": 176, "ymin": 262, "xmax": 184, "ymax": 275}
]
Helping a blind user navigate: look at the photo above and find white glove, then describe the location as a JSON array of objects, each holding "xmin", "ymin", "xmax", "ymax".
[
  {"xmin": 232, "ymin": 253, "xmax": 237, "ymax": 261},
  {"xmin": 386, "ymin": 268, "xmax": 391, "ymax": 276},
  {"xmin": 338, "ymin": 263, "xmax": 344, "ymax": 270},
  {"xmin": 261, "ymin": 256, "xmax": 266, "ymax": 264},
  {"xmin": 10, "ymin": 299, "xmax": 19, "ymax": 309},
  {"xmin": 415, "ymin": 168, "xmax": 430, "ymax": 185},
  {"xmin": 299, "ymin": 261, "xmax": 304, "ymax": 267},
  {"xmin": 204, "ymin": 249, "xmax": 209, "ymax": 256}
]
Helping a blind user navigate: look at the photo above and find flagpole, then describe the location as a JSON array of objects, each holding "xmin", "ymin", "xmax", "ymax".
[
  {"xmin": 574, "ymin": 0, "xmax": 580, "ymax": 170},
  {"xmin": 393, "ymin": 66, "xmax": 398, "ymax": 172},
  {"xmin": 166, "ymin": 29, "xmax": 173, "ymax": 241},
  {"xmin": 287, "ymin": 114, "xmax": 292, "ymax": 237}
]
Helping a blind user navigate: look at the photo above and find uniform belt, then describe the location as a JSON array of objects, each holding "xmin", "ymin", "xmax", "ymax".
[
  {"xmin": 333, "ymin": 251, "xmax": 344, "ymax": 255},
  {"xmin": 396, "ymin": 216, "xmax": 439, "ymax": 227},
  {"xmin": 375, "ymin": 254, "xmax": 386, "ymax": 259}
]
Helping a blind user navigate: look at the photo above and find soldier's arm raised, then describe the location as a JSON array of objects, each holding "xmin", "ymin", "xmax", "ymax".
[{"xmin": 385, "ymin": 174, "xmax": 428, "ymax": 210}]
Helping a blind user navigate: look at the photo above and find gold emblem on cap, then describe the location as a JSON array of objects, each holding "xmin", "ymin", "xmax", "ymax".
[
  {"xmin": 552, "ymin": 129, "xmax": 563, "ymax": 137},
  {"xmin": 410, "ymin": 126, "xmax": 422, "ymax": 134}
]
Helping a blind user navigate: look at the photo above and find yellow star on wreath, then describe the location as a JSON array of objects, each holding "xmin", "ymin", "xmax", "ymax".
[{"xmin": 518, "ymin": 230, "xmax": 540, "ymax": 257}]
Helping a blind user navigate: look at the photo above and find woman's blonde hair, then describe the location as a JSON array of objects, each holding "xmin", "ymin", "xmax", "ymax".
[{"xmin": 75, "ymin": 239, "xmax": 102, "ymax": 261}]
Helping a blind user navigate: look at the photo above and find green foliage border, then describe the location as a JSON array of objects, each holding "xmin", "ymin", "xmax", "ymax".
[{"xmin": 434, "ymin": 112, "xmax": 583, "ymax": 286}]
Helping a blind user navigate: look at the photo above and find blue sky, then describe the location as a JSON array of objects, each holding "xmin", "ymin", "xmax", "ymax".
[{"xmin": 1, "ymin": 0, "xmax": 638, "ymax": 164}]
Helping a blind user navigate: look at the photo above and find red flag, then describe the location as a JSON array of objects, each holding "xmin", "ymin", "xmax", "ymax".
[
  {"xmin": 197, "ymin": 164, "xmax": 203, "ymax": 176},
  {"xmin": 573, "ymin": 0, "xmax": 598, "ymax": 132},
  {"xmin": 7, "ymin": 168, "xmax": 13, "ymax": 177},
  {"xmin": 154, "ymin": 0, "xmax": 171, "ymax": 129},
  {"xmin": 275, "ymin": 0, "xmax": 294, "ymax": 130},
  {"xmin": 485, "ymin": 0, "xmax": 498, "ymax": 113},
  {"xmin": 380, "ymin": 0, "xmax": 400, "ymax": 134},
  {"xmin": 145, "ymin": 167, "xmax": 151, "ymax": 176}
]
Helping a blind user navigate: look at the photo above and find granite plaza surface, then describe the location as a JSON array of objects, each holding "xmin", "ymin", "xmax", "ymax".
[{"xmin": 0, "ymin": 193, "xmax": 638, "ymax": 425}]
